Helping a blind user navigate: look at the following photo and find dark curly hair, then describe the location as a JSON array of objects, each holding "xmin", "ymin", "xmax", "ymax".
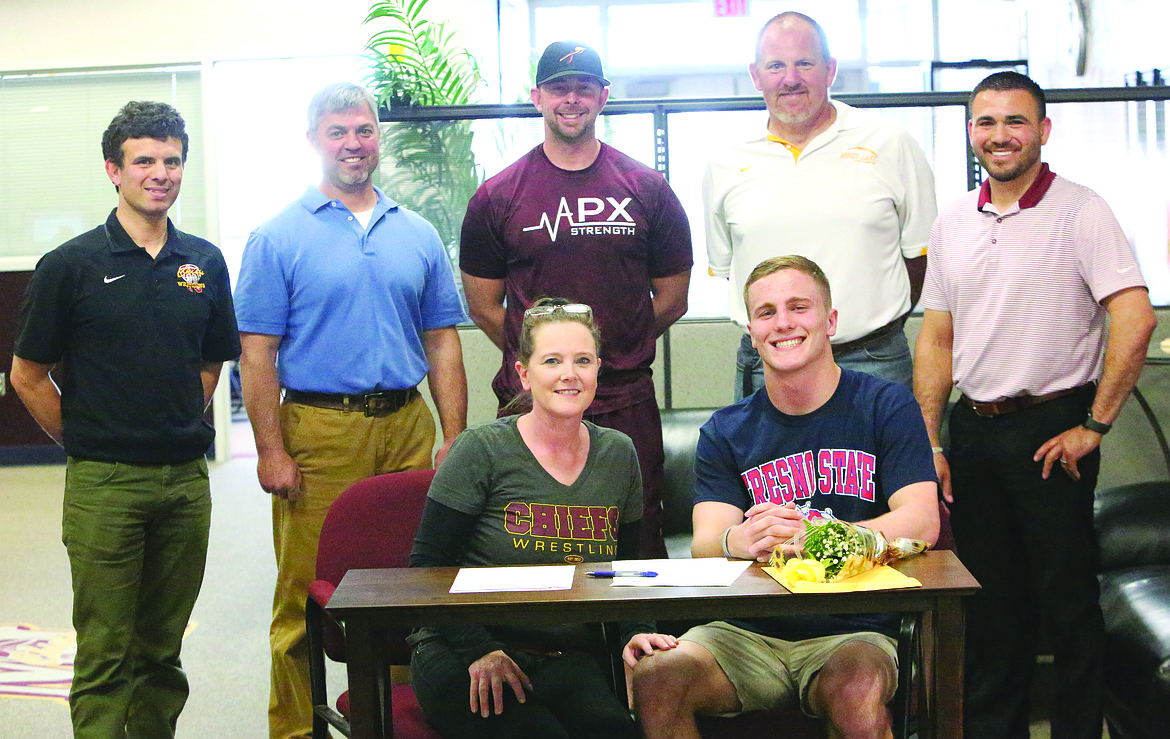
[{"xmin": 101, "ymin": 101, "xmax": 189, "ymax": 167}]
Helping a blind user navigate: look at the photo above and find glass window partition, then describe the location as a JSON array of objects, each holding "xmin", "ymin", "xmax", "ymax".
[
  {"xmin": 1045, "ymin": 99, "xmax": 1169, "ymax": 303},
  {"xmin": 382, "ymin": 87, "xmax": 1170, "ymax": 319},
  {"xmin": 865, "ymin": 0, "xmax": 934, "ymax": 62},
  {"xmin": 0, "ymin": 67, "xmax": 203, "ymax": 269},
  {"xmin": 212, "ymin": 56, "xmax": 370, "ymax": 281}
]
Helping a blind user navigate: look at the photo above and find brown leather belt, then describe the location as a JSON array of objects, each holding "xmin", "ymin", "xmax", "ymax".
[
  {"xmin": 284, "ymin": 388, "xmax": 417, "ymax": 417},
  {"xmin": 831, "ymin": 315, "xmax": 908, "ymax": 356},
  {"xmin": 959, "ymin": 384, "xmax": 1090, "ymax": 418}
]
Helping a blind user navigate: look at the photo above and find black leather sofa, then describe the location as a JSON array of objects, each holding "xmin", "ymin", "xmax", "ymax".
[
  {"xmin": 660, "ymin": 407, "xmax": 716, "ymax": 558},
  {"xmin": 1096, "ymin": 480, "xmax": 1170, "ymax": 739}
]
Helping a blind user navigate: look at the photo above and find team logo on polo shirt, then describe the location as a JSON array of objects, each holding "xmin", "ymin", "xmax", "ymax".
[
  {"xmin": 176, "ymin": 264, "xmax": 205, "ymax": 293},
  {"xmin": 840, "ymin": 147, "xmax": 877, "ymax": 164},
  {"xmin": 522, "ymin": 196, "xmax": 636, "ymax": 242}
]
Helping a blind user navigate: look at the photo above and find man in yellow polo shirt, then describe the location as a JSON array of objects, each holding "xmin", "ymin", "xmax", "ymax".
[{"xmin": 705, "ymin": 11, "xmax": 937, "ymax": 398}]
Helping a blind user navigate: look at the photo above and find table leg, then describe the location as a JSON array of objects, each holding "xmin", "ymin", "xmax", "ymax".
[
  {"xmin": 931, "ymin": 595, "xmax": 965, "ymax": 739},
  {"xmin": 345, "ymin": 615, "xmax": 390, "ymax": 739}
]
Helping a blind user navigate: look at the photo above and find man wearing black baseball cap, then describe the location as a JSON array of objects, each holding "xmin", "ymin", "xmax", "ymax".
[
  {"xmin": 460, "ymin": 40, "xmax": 693, "ymax": 565},
  {"xmin": 534, "ymin": 40, "xmax": 611, "ymax": 87}
]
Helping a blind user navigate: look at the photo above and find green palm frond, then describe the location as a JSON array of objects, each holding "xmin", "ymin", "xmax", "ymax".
[
  {"xmin": 362, "ymin": 0, "xmax": 486, "ymax": 280},
  {"xmin": 363, "ymin": 0, "xmax": 483, "ymax": 108}
]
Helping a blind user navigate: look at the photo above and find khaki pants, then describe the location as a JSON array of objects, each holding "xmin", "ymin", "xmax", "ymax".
[{"xmin": 268, "ymin": 395, "xmax": 435, "ymax": 739}]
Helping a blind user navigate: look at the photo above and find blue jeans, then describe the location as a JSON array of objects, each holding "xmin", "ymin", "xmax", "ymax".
[
  {"xmin": 734, "ymin": 328, "xmax": 913, "ymax": 400},
  {"xmin": 63, "ymin": 457, "xmax": 211, "ymax": 739}
]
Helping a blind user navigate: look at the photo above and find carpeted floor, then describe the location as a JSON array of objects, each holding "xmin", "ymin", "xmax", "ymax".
[{"xmin": 0, "ymin": 447, "xmax": 284, "ymax": 738}]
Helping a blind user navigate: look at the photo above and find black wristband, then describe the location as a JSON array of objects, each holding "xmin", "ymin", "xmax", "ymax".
[{"xmin": 1082, "ymin": 413, "xmax": 1112, "ymax": 435}]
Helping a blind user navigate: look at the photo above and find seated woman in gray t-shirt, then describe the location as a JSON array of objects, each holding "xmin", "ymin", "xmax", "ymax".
[{"xmin": 408, "ymin": 297, "xmax": 676, "ymax": 739}]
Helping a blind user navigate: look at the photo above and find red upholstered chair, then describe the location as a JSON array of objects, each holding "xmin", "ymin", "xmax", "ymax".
[{"xmin": 305, "ymin": 469, "xmax": 441, "ymax": 739}]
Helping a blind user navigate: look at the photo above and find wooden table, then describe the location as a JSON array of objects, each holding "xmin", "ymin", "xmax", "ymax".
[{"xmin": 327, "ymin": 550, "xmax": 979, "ymax": 739}]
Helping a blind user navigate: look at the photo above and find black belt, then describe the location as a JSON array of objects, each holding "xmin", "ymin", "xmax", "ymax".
[
  {"xmin": 284, "ymin": 388, "xmax": 417, "ymax": 417},
  {"xmin": 831, "ymin": 315, "xmax": 908, "ymax": 356},
  {"xmin": 959, "ymin": 383, "xmax": 1092, "ymax": 418}
]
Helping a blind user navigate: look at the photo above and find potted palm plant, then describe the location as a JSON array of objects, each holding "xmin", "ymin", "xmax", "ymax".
[{"xmin": 364, "ymin": 0, "xmax": 485, "ymax": 268}]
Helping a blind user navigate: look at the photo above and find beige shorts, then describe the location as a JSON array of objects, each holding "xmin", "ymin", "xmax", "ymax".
[{"xmin": 680, "ymin": 621, "xmax": 897, "ymax": 717}]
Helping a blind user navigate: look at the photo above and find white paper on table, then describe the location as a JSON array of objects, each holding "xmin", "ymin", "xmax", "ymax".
[
  {"xmin": 449, "ymin": 565, "xmax": 576, "ymax": 593},
  {"xmin": 607, "ymin": 558, "xmax": 753, "ymax": 586}
]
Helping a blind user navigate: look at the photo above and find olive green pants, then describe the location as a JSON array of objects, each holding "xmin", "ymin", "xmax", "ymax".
[{"xmin": 63, "ymin": 457, "xmax": 211, "ymax": 739}]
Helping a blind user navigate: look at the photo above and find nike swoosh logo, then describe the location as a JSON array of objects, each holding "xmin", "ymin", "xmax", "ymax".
[
  {"xmin": 103, "ymin": 275, "xmax": 126, "ymax": 283},
  {"xmin": 740, "ymin": 165, "xmax": 753, "ymax": 172},
  {"xmin": 1117, "ymin": 266, "xmax": 1135, "ymax": 273}
]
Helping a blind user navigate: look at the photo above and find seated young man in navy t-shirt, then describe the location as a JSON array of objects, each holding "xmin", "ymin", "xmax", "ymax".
[{"xmin": 625, "ymin": 255, "xmax": 939, "ymax": 739}]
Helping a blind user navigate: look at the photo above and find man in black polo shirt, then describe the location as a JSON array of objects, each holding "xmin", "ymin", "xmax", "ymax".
[{"xmin": 11, "ymin": 101, "xmax": 240, "ymax": 739}]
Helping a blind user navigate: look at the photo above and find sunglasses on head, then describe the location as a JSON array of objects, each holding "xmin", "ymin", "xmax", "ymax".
[{"xmin": 523, "ymin": 303, "xmax": 593, "ymax": 319}]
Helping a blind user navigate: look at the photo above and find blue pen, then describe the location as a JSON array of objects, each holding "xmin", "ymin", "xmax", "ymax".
[{"xmin": 586, "ymin": 570, "xmax": 658, "ymax": 578}]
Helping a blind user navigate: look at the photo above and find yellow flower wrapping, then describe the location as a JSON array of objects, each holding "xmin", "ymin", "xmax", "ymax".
[
  {"xmin": 779, "ymin": 557, "xmax": 826, "ymax": 586},
  {"xmin": 770, "ymin": 518, "xmax": 931, "ymax": 585}
]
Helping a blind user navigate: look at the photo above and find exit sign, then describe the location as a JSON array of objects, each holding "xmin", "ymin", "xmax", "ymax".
[{"xmin": 714, "ymin": 0, "xmax": 748, "ymax": 17}]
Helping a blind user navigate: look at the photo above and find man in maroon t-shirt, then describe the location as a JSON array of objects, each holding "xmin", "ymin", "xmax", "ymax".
[{"xmin": 460, "ymin": 40, "xmax": 693, "ymax": 556}]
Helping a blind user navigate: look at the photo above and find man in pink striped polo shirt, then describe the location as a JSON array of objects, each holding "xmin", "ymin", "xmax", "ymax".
[{"xmin": 914, "ymin": 71, "xmax": 1156, "ymax": 739}]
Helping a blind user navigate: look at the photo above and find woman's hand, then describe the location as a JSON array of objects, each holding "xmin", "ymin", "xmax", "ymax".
[{"xmin": 468, "ymin": 650, "xmax": 533, "ymax": 717}]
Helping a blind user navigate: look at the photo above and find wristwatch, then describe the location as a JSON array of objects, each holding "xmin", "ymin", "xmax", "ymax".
[{"xmin": 1082, "ymin": 413, "xmax": 1112, "ymax": 435}]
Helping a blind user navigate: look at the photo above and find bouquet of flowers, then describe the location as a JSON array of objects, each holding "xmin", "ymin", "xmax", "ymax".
[{"xmin": 769, "ymin": 515, "xmax": 929, "ymax": 584}]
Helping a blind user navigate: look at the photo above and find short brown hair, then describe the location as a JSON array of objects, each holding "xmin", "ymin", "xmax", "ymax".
[
  {"xmin": 969, "ymin": 70, "xmax": 1046, "ymax": 120},
  {"xmin": 743, "ymin": 255, "xmax": 832, "ymax": 313}
]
